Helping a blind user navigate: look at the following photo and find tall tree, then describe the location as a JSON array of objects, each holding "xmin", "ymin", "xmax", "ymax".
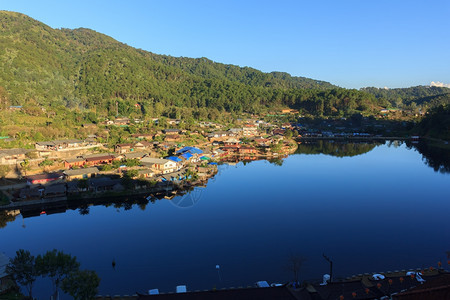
[{"xmin": 19, "ymin": 159, "xmax": 30, "ymax": 176}]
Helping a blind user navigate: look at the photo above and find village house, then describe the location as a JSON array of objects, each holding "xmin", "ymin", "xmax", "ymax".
[
  {"xmin": 18, "ymin": 186, "xmax": 41, "ymax": 201},
  {"xmin": 64, "ymin": 167, "xmax": 99, "ymax": 181},
  {"xmin": 66, "ymin": 181, "xmax": 82, "ymax": 194},
  {"xmin": 207, "ymin": 131, "xmax": 233, "ymax": 140},
  {"xmin": 223, "ymin": 137, "xmax": 240, "ymax": 146},
  {"xmin": 166, "ymin": 156, "xmax": 183, "ymax": 165},
  {"xmin": 155, "ymin": 142, "xmax": 173, "ymax": 152},
  {"xmin": 243, "ymin": 124, "xmax": 258, "ymax": 136},
  {"xmin": 280, "ymin": 108, "xmax": 298, "ymax": 114},
  {"xmin": 176, "ymin": 147, "xmax": 204, "ymax": 163},
  {"xmin": 133, "ymin": 141, "xmax": 152, "ymax": 151},
  {"xmin": 43, "ymin": 183, "xmax": 66, "ymax": 199},
  {"xmin": 84, "ymin": 153, "xmax": 116, "ymax": 166},
  {"xmin": 0, "ymin": 148, "xmax": 33, "ymax": 165},
  {"xmin": 35, "ymin": 141, "xmax": 57, "ymax": 151},
  {"xmin": 115, "ymin": 143, "xmax": 134, "ymax": 154},
  {"xmin": 56, "ymin": 139, "xmax": 84, "ymax": 149},
  {"xmin": 163, "ymin": 128, "xmax": 181, "ymax": 134},
  {"xmin": 113, "ymin": 117, "xmax": 130, "ymax": 126},
  {"xmin": 137, "ymin": 168, "xmax": 155, "ymax": 178},
  {"xmin": 89, "ymin": 177, "xmax": 124, "ymax": 193},
  {"xmin": 161, "ymin": 170, "xmax": 189, "ymax": 182},
  {"xmin": 167, "ymin": 119, "xmax": 181, "ymax": 125},
  {"xmin": 84, "ymin": 135, "xmax": 98, "ymax": 145},
  {"xmin": 35, "ymin": 139, "xmax": 86, "ymax": 151},
  {"xmin": 8, "ymin": 105, "xmax": 22, "ymax": 111},
  {"xmin": 141, "ymin": 157, "xmax": 178, "ymax": 174},
  {"xmin": 164, "ymin": 134, "xmax": 181, "ymax": 142},
  {"xmin": 228, "ymin": 128, "xmax": 243, "ymax": 135},
  {"xmin": 123, "ymin": 152, "xmax": 147, "ymax": 160},
  {"xmin": 26, "ymin": 172, "xmax": 64, "ymax": 185},
  {"xmin": 64, "ymin": 157, "xmax": 85, "ymax": 169}
]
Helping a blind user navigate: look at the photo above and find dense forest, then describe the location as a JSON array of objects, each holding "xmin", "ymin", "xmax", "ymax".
[
  {"xmin": 0, "ymin": 11, "xmax": 448, "ymax": 121},
  {"xmin": 361, "ymin": 86, "xmax": 450, "ymax": 111},
  {"xmin": 415, "ymin": 105, "xmax": 450, "ymax": 140}
]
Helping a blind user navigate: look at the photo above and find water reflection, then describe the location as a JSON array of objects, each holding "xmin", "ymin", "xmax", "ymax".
[
  {"xmin": 1, "ymin": 140, "xmax": 449, "ymax": 231},
  {"xmin": 296, "ymin": 140, "xmax": 381, "ymax": 157},
  {"xmin": 1, "ymin": 141, "xmax": 449, "ymax": 298},
  {"xmin": 295, "ymin": 140, "xmax": 450, "ymax": 174},
  {"xmin": 407, "ymin": 141, "xmax": 450, "ymax": 173}
]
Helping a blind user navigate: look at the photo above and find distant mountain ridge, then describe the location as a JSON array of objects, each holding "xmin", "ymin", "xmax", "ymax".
[{"xmin": 361, "ymin": 86, "xmax": 450, "ymax": 108}]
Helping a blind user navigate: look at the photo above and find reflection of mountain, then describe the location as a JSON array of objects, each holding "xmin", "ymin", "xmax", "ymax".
[
  {"xmin": 408, "ymin": 141, "xmax": 450, "ymax": 173},
  {"xmin": 295, "ymin": 140, "xmax": 380, "ymax": 157}
]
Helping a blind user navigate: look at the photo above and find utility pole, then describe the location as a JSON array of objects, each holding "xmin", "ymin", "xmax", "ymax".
[{"xmin": 323, "ymin": 254, "xmax": 333, "ymax": 282}]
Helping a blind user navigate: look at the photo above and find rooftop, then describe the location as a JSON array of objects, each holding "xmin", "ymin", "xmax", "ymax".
[
  {"xmin": 141, "ymin": 157, "xmax": 172, "ymax": 165},
  {"xmin": 64, "ymin": 167, "xmax": 99, "ymax": 176},
  {"xmin": 136, "ymin": 285, "xmax": 296, "ymax": 300}
]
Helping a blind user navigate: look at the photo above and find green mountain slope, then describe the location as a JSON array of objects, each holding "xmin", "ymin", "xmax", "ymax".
[
  {"xmin": 0, "ymin": 11, "xmax": 337, "ymax": 111},
  {"xmin": 0, "ymin": 10, "xmax": 441, "ymax": 119}
]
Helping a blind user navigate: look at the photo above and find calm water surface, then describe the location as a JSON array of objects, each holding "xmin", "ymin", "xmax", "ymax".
[{"xmin": 1, "ymin": 142, "xmax": 449, "ymax": 298}]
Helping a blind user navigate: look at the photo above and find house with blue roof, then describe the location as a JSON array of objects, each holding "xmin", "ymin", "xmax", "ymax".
[
  {"xmin": 174, "ymin": 147, "xmax": 204, "ymax": 163},
  {"xmin": 166, "ymin": 156, "xmax": 183, "ymax": 163}
]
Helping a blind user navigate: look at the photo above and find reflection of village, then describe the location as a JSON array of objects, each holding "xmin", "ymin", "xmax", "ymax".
[{"xmin": 0, "ymin": 118, "xmax": 299, "ymax": 216}]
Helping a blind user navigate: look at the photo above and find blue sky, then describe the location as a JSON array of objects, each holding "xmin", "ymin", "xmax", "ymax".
[{"xmin": 1, "ymin": 0, "xmax": 449, "ymax": 89}]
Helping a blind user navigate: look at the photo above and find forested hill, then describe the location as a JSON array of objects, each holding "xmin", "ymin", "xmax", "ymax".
[
  {"xmin": 0, "ymin": 11, "xmax": 341, "ymax": 114},
  {"xmin": 361, "ymin": 86, "xmax": 450, "ymax": 109},
  {"xmin": 0, "ymin": 11, "xmax": 444, "ymax": 119}
]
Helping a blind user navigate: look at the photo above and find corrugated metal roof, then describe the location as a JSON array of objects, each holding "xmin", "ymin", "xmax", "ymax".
[
  {"xmin": 167, "ymin": 156, "xmax": 182, "ymax": 162},
  {"xmin": 181, "ymin": 153, "xmax": 192, "ymax": 160},
  {"xmin": 176, "ymin": 147, "xmax": 203, "ymax": 155},
  {"xmin": 64, "ymin": 167, "xmax": 99, "ymax": 176}
]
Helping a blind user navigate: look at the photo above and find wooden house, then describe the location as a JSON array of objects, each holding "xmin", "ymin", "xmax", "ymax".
[
  {"xmin": 84, "ymin": 154, "xmax": 116, "ymax": 166},
  {"xmin": 43, "ymin": 183, "xmax": 66, "ymax": 198},
  {"xmin": 133, "ymin": 141, "xmax": 152, "ymax": 151},
  {"xmin": 64, "ymin": 157, "xmax": 85, "ymax": 169},
  {"xmin": 137, "ymin": 169, "xmax": 155, "ymax": 178},
  {"xmin": 26, "ymin": 172, "xmax": 64, "ymax": 185},
  {"xmin": 141, "ymin": 157, "xmax": 178, "ymax": 174},
  {"xmin": 64, "ymin": 167, "xmax": 99, "ymax": 180},
  {"xmin": 0, "ymin": 148, "xmax": 32, "ymax": 165},
  {"xmin": 115, "ymin": 143, "xmax": 134, "ymax": 154},
  {"xmin": 164, "ymin": 134, "xmax": 181, "ymax": 142}
]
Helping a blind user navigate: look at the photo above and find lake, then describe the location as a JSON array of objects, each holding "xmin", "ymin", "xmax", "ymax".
[{"xmin": 1, "ymin": 141, "xmax": 449, "ymax": 298}]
